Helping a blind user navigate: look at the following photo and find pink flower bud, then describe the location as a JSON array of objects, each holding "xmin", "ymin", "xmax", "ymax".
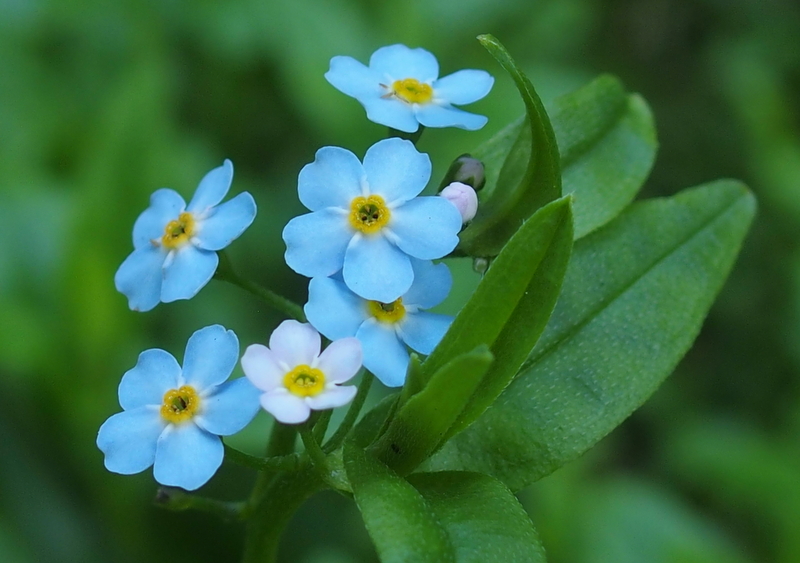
[{"xmin": 439, "ymin": 182, "xmax": 478, "ymax": 223}]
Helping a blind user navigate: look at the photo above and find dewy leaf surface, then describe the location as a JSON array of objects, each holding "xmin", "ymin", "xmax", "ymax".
[
  {"xmin": 424, "ymin": 180, "xmax": 756, "ymax": 491},
  {"xmin": 409, "ymin": 471, "xmax": 548, "ymax": 563}
]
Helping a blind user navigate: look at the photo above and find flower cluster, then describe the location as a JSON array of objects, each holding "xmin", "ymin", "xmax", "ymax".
[{"xmin": 98, "ymin": 43, "xmax": 492, "ymax": 490}]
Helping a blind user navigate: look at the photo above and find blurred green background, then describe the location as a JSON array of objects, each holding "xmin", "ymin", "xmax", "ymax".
[{"xmin": 1, "ymin": 0, "xmax": 799, "ymax": 561}]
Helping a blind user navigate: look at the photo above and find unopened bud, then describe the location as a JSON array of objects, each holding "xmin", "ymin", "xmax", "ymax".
[
  {"xmin": 440, "ymin": 182, "xmax": 478, "ymax": 223},
  {"xmin": 439, "ymin": 154, "xmax": 486, "ymax": 192}
]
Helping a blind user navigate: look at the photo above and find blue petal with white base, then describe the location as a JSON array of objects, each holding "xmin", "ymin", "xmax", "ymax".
[{"xmin": 154, "ymin": 423, "xmax": 224, "ymax": 491}]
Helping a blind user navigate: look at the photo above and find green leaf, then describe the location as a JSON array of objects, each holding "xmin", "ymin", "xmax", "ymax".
[
  {"xmin": 425, "ymin": 180, "xmax": 756, "ymax": 491},
  {"xmin": 409, "ymin": 472, "xmax": 548, "ymax": 562},
  {"xmin": 343, "ymin": 441, "xmax": 454, "ymax": 563},
  {"xmin": 458, "ymin": 34, "xmax": 561, "ymax": 257},
  {"xmin": 422, "ymin": 197, "xmax": 573, "ymax": 440},
  {"xmin": 371, "ymin": 346, "xmax": 493, "ymax": 476},
  {"xmin": 552, "ymin": 74, "xmax": 657, "ymax": 239}
]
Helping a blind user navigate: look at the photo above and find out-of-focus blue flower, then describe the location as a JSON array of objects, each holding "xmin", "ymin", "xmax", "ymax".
[
  {"xmin": 305, "ymin": 259, "xmax": 453, "ymax": 387},
  {"xmin": 96, "ymin": 325, "xmax": 260, "ymax": 491},
  {"xmin": 325, "ymin": 44, "xmax": 494, "ymax": 133},
  {"xmin": 283, "ymin": 138, "xmax": 461, "ymax": 303},
  {"xmin": 115, "ymin": 160, "xmax": 256, "ymax": 312},
  {"xmin": 241, "ymin": 320, "xmax": 362, "ymax": 424}
]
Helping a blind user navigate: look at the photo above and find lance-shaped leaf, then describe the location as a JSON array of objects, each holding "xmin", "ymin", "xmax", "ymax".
[
  {"xmin": 458, "ymin": 34, "xmax": 561, "ymax": 257},
  {"xmin": 343, "ymin": 441, "xmax": 454, "ymax": 563},
  {"xmin": 371, "ymin": 346, "xmax": 493, "ymax": 476},
  {"xmin": 408, "ymin": 472, "xmax": 548, "ymax": 563},
  {"xmin": 425, "ymin": 180, "xmax": 756, "ymax": 491},
  {"xmin": 553, "ymin": 74, "xmax": 657, "ymax": 239}
]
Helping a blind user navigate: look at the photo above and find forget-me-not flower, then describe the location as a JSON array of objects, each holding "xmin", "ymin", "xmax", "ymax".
[
  {"xmin": 305, "ymin": 259, "xmax": 453, "ymax": 387},
  {"xmin": 241, "ymin": 320, "xmax": 362, "ymax": 424},
  {"xmin": 96, "ymin": 325, "xmax": 260, "ymax": 491},
  {"xmin": 325, "ymin": 44, "xmax": 494, "ymax": 133},
  {"xmin": 283, "ymin": 137, "xmax": 462, "ymax": 303},
  {"xmin": 115, "ymin": 160, "xmax": 256, "ymax": 312}
]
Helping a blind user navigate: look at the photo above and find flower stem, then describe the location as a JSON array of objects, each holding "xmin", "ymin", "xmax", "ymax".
[
  {"xmin": 323, "ymin": 371, "xmax": 374, "ymax": 454},
  {"xmin": 299, "ymin": 424, "xmax": 330, "ymax": 476},
  {"xmin": 214, "ymin": 250, "xmax": 306, "ymax": 322},
  {"xmin": 224, "ymin": 443, "xmax": 305, "ymax": 472},
  {"xmin": 155, "ymin": 487, "xmax": 245, "ymax": 520}
]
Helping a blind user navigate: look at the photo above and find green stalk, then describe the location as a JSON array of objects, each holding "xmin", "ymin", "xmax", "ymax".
[{"xmin": 323, "ymin": 371, "xmax": 373, "ymax": 454}]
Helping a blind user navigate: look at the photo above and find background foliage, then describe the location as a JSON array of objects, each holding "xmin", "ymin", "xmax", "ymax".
[{"xmin": 0, "ymin": 0, "xmax": 798, "ymax": 561}]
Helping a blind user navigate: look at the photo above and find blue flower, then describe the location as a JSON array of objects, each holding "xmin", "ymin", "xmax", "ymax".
[
  {"xmin": 96, "ymin": 325, "xmax": 260, "ymax": 491},
  {"xmin": 305, "ymin": 259, "xmax": 453, "ymax": 387},
  {"xmin": 283, "ymin": 137, "xmax": 462, "ymax": 303},
  {"xmin": 115, "ymin": 160, "xmax": 256, "ymax": 312},
  {"xmin": 325, "ymin": 44, "xmax": 494, "ymax": 133}
]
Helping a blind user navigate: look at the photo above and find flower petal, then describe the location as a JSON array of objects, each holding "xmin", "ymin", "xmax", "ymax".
[
  {"xmin": 414, "ymin": 104, "xmax": 488, "ymax": 131},
  {"xmin": 305, "ymin": 277, "xmax": 367, "ymax": 340},
  {"xmin": 398, "ymin": 311, "xmax": 453, "ymax": 355},
  {"xmin": 97, "ymin": 408, "xmax": 165, "ymax": 475},
  {"xmin": 182, "ymin": 325, "xmax": 238, "ymax": 391},
  {"xmin": 316, "ymin": 337, "xmax": 362, "ymax": 383},
  {"xmin": 187, "ymin": 159, "xmax": 233, "ymax": 214},
  {"xmin": 119, "ymin": 349, "xmax": 181, "ymax": 410},
  {"xmin": 343, "ymin": 234, "xmax": 413, "ymax": 302},
  {"xmin": 260, "ymin": 389, "xmax": 310, "ymax": 424},
  {"xmin": 132, "ymin": 189, "xmax": 186, "ymax": 248},
  {"xmin": 283, "ymin": 210, "xmax": 352, "ymax": 278},
  {"xmin": 160, "ymin": 245, "xmax": 218, "ymax": 303},
  {"xmin": 114, "ymin": 245, "xmax": 167, "ymax": 312},
  {"xmin": 388, "ymin": 197, "xmax": 461, "ymax": 260},
  {"xmin": 369, "ymin": 44, "xmax": 439, "ymax": 83},
  {"xmin": 269, "ymin": 320, "xmax": 321, "ymax": 368},
  {"xmin": 403, "ymin": 259, "xmax": 452, "ymax": 309},
  {"xmin": 298, "ymin": 147, "xmax": 365, "ymax": 211},
  {"xmin": 194, "ymin": 192, "xmax": 256, "ymax": 251},
  {"xmin": 356, "ymin": 320, "xmax": 409, "ymax": 387},
  {"xmin": 360, "ymin": 97, "xmax": 420, "ymax": 133},
  {"xmin": 306, "ymin": 385, "xmax": 357, "ymax": 410},
  {"xmin": 153, "ymin": 423, "xmax": 223, "ymax": 491},
  {"xmin": 324, "ymin": 55, "xmax": 384, "ymax": 104},
  {"xmin": 241, "ymin": 344, "xmax": 285, "ymax": 392},
  {"xmin": 433, "ymin": 70, "xmax": 494, "ymax": 105},
  {"xmin": 362, "ymin": 138, "xmax": 431, "ymax": 203},
  {"xmin": 195, "ymin": 377, "xmax": 260, "ymax": 436}
]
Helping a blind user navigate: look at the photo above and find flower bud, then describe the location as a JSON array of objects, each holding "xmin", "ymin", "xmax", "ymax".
[
  {"xmin": 440, "ymin": 182, "xmax": 479, "ymax": 223},
  {"xmin": 438, "ymin": 154, "xmax": 486, "ymax": 192}
]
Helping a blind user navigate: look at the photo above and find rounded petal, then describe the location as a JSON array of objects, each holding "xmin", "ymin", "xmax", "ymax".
[
  {"xmin": 362, "ymin": 138, "xmax": 431, "ymax": 203},
  {"xmin": 187, "ymin": 159, "xmax": 233, "ymax": 214},
  {"xmin": 132, "ymin": 189, "xmax": 186, "ymax": 248},
  {"xmin": 356, "ymin": 320, "xmax": 410, "ymax": 387},
  {"xmin": 306, "ymin": 385, "xmax": 357, "ymax": 411},
  {"xmin": 195, "ymin": 377, "xmax": 260, "ymax": 436},
  {"xmin": 298, "ymin": 147, "xmax": 365, "ymax": 211},
  {"xmin": 343, "ymin": 234, "xmax": 413, "ymax": 302},
  {"xmin": 361, "ymin": 97, "xmax": 420, "ymax": 132},
  {"xmin": 160, "ymin": 245, "xmax": 218, "ymax": 303},
  {"xmin": 119, "ymin": 349, "xmax": 181, "ymax": 410},
  {"xmin": 114, "ymin": 245, "xmax": 167, "ymax": 312},
  {"xmin": 305, "ymin": 277, "xmax": 367, "ymax": 340},
  {"xmin": 388, "ymin": 197, "xmax": 461, "ymax": 260},
  {"xmin": 97, "ymin": 408, "xmax": 165, "ymax": 475},
  {"xmin": 415, "ymin": 104, "xmax": 488, "ymax": 131},
  {"xmin": 433, "ymin": 70, "xmax": 494, "ymax": 105},
  {"xmin": 283, "ymin": 210, "xmax": 352, "ymax": 278},
  {"xmin": 241, "ymin": 344, "xmax": 285, "ymax": 392},
  {"xmin": 153, "ymin": 423, "xmax": 223, "ymax": 491},
  {"xmin": 324, "ymin": 55, "xmax": 383, "ymax": 102},
  {"xmin": 269, "ymin": 320, "xmax": 321, "ymax": 368},
  {"xmin": 398, "ymin": 312, "xmax": 453, "ymax": 355},
  {"xmin": 260, "ymin": 388, "xmax": 310, "ymax": 424},
  {"xmin": 404, "ymin": 259, "xmax": 452, "ymax": 309},
  {"xmin": 369, "ymin": 44, "xmax": 439, "ymax": 83},
  {"xmin": 195, "ymin": 192, "xmax": 256, "ymax": 251},
  {"xmin": 316, "ymin": 337, "xmax": 362, "ymax": 383},
  {"xmin": 182, "ymin": 325, "xmax": 238, "ymax": 391}
]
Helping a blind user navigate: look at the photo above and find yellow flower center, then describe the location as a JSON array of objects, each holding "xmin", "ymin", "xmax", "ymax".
[
  {"xmin": 349, "ymin": 195, "xmax": 391, "ymax": 234},
  {"xmin": 161, "ymin": 212, "xmax": 196, "ymax": 249},
  {"xmin": 160, "ymin": 385, "xmax": 201, "ymax": 424},
  {"xmin": 392, "ymin": 78, "xmax": 433, "ymax": 104},
  {"xmin": 368, "ymin": 298, "xmax": 406, "ymax": 324},
  {"xmin": 284, "ymin": 364, "xmax": 326, "ymax": 397}
]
